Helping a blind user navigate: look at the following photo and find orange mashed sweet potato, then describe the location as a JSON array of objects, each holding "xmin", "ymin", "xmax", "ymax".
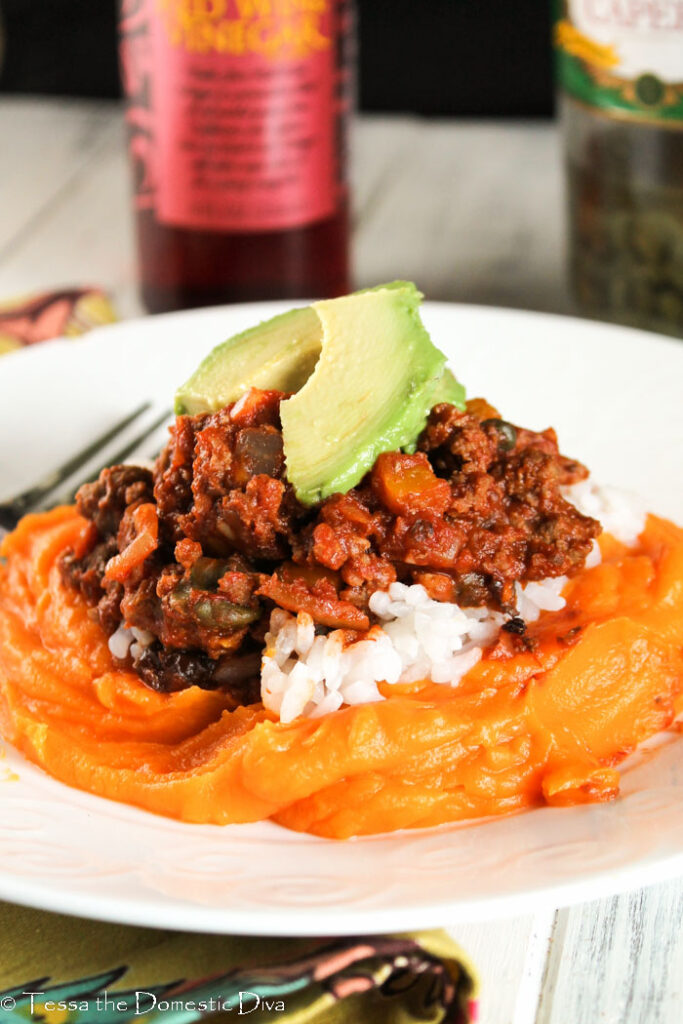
[{"xmin": 1, "ymin": 506, "xmax": 682, "ymax": 839}]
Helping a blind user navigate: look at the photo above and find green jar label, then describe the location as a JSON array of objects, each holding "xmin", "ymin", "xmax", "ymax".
[{"xmin": 554, "ymin": 0, "xmax": 683, "ymax": 125}]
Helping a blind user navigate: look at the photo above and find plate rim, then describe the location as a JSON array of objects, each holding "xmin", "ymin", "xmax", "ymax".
[
  {"xmin": 4, "ymin": 297, "xmax": 683, "ymax": 368},
  {"xmin": 1, "ymin": 850, "xmax": 683, "ymax": 935}
]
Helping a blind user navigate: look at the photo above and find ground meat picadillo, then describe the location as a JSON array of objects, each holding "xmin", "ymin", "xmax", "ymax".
[{"xmin": 59, "ymin": 389, "xmax": 600, "ymax": 700}]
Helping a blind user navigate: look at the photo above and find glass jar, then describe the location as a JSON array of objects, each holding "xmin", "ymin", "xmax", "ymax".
[{"xmin": 555, "ymin": 2, "xmax": 683, "ymax": 338}]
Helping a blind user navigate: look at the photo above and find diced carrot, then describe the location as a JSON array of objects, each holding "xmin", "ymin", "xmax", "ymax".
[
  {"xmin": 466, "ymin": 397, "xmax": 500, "ymax": 420},
  {"xmin": 372, "ymin": 452, "xmax": 451, "ymax": 515},
  {"xmin": 104, "ymin": 503, "xmax": 158, "ymax": 583}
]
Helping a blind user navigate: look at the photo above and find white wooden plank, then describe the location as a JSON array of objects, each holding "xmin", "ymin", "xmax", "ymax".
[
  {"xmin": 353, "ymin": 118, "xmax": 571, "ymax": 314},
  {"xmin": 352, "ymin": 115, "xmax": 426, "ymax": 226},
  {"xmin": 0, "ymin": 105, "xmax": 142, "ymax": 319},
  {"xmin": 0, "ymin": 98, "xmax": 115, "ymax": 263},
  {"xmin": 449, "ymin": 913, "xmax": 553, "ymax": 1024},
  {"xmin": 512, "ymin": 910, "xmax": 558, "ymax": 1024},
  {"xmin": 536, "ymin": 878, "xmax": 683, "ymax": 1024}
]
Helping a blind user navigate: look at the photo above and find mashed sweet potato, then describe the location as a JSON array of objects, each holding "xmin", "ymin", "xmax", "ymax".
[{"xmin": 0, "ymin": 507, "xmax": 682, "ymax": 839}]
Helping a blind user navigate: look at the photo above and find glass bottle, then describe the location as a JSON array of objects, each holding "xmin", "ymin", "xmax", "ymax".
[
  {"xmin": 555, "ymin": 2, "xmax": 683, "ymax": 338},
  {"xmin": 119, "ymin": 0, "xmax": 352, "ymax": 313}
]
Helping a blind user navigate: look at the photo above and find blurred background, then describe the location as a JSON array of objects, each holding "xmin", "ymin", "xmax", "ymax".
[
  {"xmin": 0, "ymin": 0, "xmax": 680, "ymax": 337},
  {"xmin": 0, "ymin": 1, "xmax": 554, "ymax": 115},
  {"xmin": 0, "ymin": 0, "xmax": 566, "ymax": 321}
]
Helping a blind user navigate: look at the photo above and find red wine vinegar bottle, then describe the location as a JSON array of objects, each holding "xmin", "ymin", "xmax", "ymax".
[{"xmin": 119, "ymin": 0, "xmax": 352, "ymax": 313}]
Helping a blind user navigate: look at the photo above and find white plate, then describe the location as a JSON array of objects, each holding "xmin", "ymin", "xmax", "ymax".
[{"xmin": 0, "ymin": 302, "xmax": 682, "ymax": 936}]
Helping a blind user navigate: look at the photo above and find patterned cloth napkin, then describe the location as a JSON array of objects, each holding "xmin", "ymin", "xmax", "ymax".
[
  {"xmin": 0, "ymin": 289, "xmax": 479, "ymax": 1022},
  {"xmin": 0, "ymin": 902, "xmax": 478, "ymax": 1023},
  {"xmin": 0, "ymin": 288, "xmax": 116, "ymax": 355}
]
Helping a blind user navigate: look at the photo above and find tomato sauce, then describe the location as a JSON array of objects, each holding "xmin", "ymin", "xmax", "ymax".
[{"xmin": 1, "ymin": 508, "xmax": 681, "ymax": 838}]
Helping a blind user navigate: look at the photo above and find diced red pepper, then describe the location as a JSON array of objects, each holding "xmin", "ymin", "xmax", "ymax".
[{"xmin": 372, "ymin": 452, "xmax": 451, "ymax": 516}]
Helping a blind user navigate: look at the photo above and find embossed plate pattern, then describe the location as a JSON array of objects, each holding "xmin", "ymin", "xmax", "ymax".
[{"xmin": 0, "ymin": 303, "xmax": 682, "ymax": 935}]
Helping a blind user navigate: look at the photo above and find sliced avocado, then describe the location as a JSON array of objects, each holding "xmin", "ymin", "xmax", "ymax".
[
  {"xmin": 356, "ymin": 279, "xmax": 419, "ymax": 296},
  {"xmin": 174, "ymin": 281, "xmax": 467, "ymax": 506},
  {"xmin": 174, "ymin": 281, "xmax": 419, "ymax": 416},
  {"xmin": 430, "ymin": 368, "xmax": 466, "ymax": 411},
  {"xmin": 174, "ymin": 305, "xmax": 321, "ymax": 416},
  {"xmin": 280, "ymin": 284, "xmax": 447, "ymax": 505},
  {"xmin": 401, "ymin": 369, "xmax": 465, "ymax": 454}
]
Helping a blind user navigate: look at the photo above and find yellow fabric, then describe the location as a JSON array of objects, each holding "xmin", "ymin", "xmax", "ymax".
[
  {"xmin": 0, "ymin": 902, "xmax": 478, "ymax": 1023},
  {"xmin": 0, "ymin": 288, "xmax": 116, "ymax": 354}
]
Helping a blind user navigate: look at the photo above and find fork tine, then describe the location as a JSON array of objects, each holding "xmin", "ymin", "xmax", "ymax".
[
  {"xmin": 63, "ymin": 407, "xmax": 173, "ymax": 504},
  {"xmin": 3, "ymin": 402, "xmax": 151, "ymax": 517}
]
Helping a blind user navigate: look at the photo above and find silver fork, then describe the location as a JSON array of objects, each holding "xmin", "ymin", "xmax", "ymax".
[{"xmin": 0, "ymin": 403, "xmax": 172, "ymax": 535}]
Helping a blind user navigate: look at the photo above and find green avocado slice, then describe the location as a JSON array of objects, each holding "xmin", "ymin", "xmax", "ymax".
[
  {"xmin": 174, "ymin": 305, "xmax": 321, "ymax": 416},
  {"xmin": 430, "ymin": 368, "xmax": 466, "ymax": 409},
  {"xmin": 174, "ymin": 281, "xmax": 467, "ymax": 506},
  {"xmin": 174, "ymin": 282, "xmax": 434, "ymax": 417},
  {"xmin": 280, "ymin": 284, "xmax": 448, "ymax": 505}
]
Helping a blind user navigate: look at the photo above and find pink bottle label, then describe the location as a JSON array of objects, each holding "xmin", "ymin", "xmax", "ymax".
[{"xmin": 124, "ymin": 0, "xmax": 340, "ymax": 234}]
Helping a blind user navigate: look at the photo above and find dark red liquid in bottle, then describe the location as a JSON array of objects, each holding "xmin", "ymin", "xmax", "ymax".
[
  {"xmin": 135, "ymin": 203, "xmax": 349, "ymax": 313},
  {"xmin": 120, "ymin": 0, "xmax": 352, "ymax": 313}
]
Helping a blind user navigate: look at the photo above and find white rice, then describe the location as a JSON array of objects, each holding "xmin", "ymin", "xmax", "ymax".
[
  {"xmin": 261, "ymin": 481, "xmax": 647, "ymax": 723},
  {"xmin": 108, "ymin": 624, "xmax": 155, "ymax": 661},
  {"xmin": 562, "ymin": 479, "xmax": 646, "ymax": 545}
]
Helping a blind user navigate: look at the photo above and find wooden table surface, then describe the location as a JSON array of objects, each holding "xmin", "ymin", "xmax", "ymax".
[{"xmin": 2, "ymin": 97, "xmax": 682, "ymax": 1024}]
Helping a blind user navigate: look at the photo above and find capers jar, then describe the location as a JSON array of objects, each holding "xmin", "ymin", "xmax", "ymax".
[{"xmin": 554, "ymin": 2, "xmax": 683, "ymax": 339}]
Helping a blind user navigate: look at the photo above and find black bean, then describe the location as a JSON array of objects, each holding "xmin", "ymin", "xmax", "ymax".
[{"xmin": 503, "ymin": 616, "xmax": 526, "ymax": 635}]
